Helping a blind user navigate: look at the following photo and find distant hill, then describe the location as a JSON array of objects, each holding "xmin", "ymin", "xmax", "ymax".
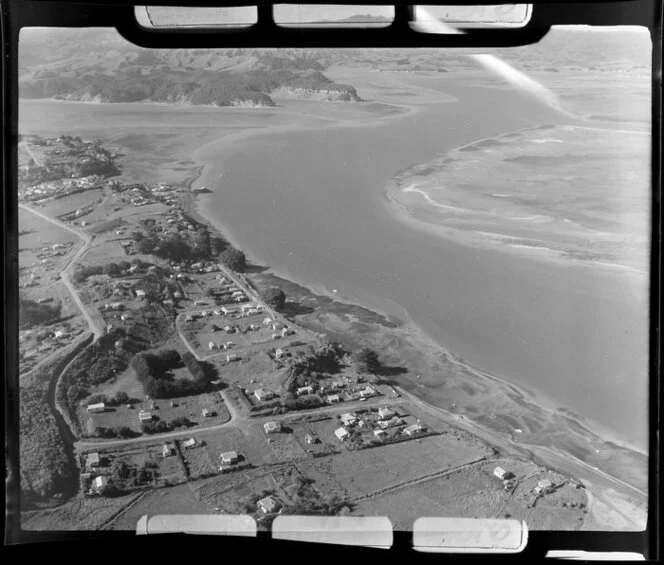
[
  {"xmin": 18, "ymin": 28, "xmax": 650, "ymax": 106},
  {"xmin": 19, "ymin": 29, "xmax": 362, "ymax": 106}
]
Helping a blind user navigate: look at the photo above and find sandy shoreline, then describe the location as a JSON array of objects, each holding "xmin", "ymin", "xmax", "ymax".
[{"xmin": 181, "ymin": 173, "xmax": 648, "ymax": 498}]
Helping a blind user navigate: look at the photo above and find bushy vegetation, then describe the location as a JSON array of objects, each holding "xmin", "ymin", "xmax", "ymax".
[
  {"xmin": 260, "ymin": 286, "xmax": 286, "ymax": 309},
  {"xmin": 219, "ymin": 247, "xmax": 247, "ymax": 272},
  {"xmin": 131, "ymin": 349, "xmax": 213, "ymax": 399},
  {"xmin": 351, "ymin": 347, "xmax": 381, "ymax": 374},
  {"xmin": 19, "ymin": 297, "xmax": 62, "ymax": 328},
  {"xmin": 72, "ymin": 264, "xmax": 104, "ymax": 284},
  {"xmin": 19, "ymin": 64, "xmax": 360, "ymax": 107}
]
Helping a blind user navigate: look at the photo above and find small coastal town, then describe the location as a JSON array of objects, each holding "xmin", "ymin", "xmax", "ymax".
[{"xmin": 17, "ymin": 132, "xmax": 641, "ymax": 534}]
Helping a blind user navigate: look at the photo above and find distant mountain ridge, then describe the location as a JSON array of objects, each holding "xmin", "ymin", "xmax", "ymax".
[
  {"xmin": 18, "ymin": 28, "xmax": 650, "ymax": 106},
  {"xmin": 19, "ymin": 29, "xmax": 362, "ymax": 106}
]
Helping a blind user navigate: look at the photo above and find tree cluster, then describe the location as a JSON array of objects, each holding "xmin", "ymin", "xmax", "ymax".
[
  {"xmin": 260, "ymin": 286, "xmax": 286, "ymax": 309},
  {"xmin": 19, "ymin": 298, "xmax": 62, "ymax": 329},
  {"xmin": 219, "ymin": 247, "xmax": 247, "ymax": 272}
]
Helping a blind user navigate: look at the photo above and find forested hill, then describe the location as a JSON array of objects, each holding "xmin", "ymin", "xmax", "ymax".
[{"xmin": 18, "ymin": 29, "xmax": 362, "ymax": 106}]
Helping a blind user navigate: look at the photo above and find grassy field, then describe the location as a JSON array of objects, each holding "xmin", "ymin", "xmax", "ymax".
[
  {"xmin": 22, "ymin": 492, "xmax": 145, "ymax": 531},
  {"xmin": 80, "ymin": 390, "xmax": 230, "ymax": 437},
  {"xmin": 108, "ymin": 484, "xmax": 212, "ymax": 530},
  {"xmin": 297, "ymin": 433, "xmax": 494, "ymax": 500},
  {"xmin": 37, "ymin": 188, "xmax": 106, "ymax": 219}
]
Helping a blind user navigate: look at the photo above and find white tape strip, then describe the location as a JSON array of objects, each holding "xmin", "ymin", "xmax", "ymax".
[
  {"xmin": 136, "ymin": 514, "xmax": 257, "ymax": 536},
  {"xmin": 272, "ymin": 516, "xmax": 393, "ymax": 548}
]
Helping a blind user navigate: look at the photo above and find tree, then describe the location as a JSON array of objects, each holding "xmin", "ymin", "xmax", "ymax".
[
  {"xmin": 260, "ymin": 287, "xmax": 286, "ymax": 310},
  {"xmin": 114, "ymin": 391, "xmax": 130, "ymax": 405},
  {"xmin": 219, "ymin": 248, "xmax": 246, "ymax": 272},
  {"xmin": 351, "ymin": 347, "xmax": 381, "ymax": 374},
  {"xmin": 137, "ymin": 236, "xmax": 157, "ymax": 254},
  {"xmin": 103, "ymin": 262, "xmax": 121, "ymax": 277},
  {"xmin": 131, "ymin": 231, "xmax": 144, "ymax": 243}
]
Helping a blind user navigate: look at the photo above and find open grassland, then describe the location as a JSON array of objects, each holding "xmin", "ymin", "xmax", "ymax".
[
  {"xmin": 108, "ymin": 483, "xmax": 212, "ymax": 530},
  {"xmin": 297, "ymin": 433, "xmax": 494, "ymax": 500},
  {"xmin": 22, "ymin": 492, "xmax": 145, "ymax": 531}
]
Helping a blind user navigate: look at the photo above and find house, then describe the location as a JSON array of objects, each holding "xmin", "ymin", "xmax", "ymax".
[
  {"xmin": 138, "ymin": 410, "xmax": 153, "ymax": 423},
  {"xmin": 377, "ymin": 407, "xmax": 395, "ymax": 420},
  {"xmin": 226, "ymin": 354, "xmax": 239, "ymax": 363},
  {"xmin": 334, "ymin": 427, "xmax": 350, "ymax": 441},
  {"xmin": 359, "ymin": 386, "xmax": 376, "ymax": 399},
  {"xmin": 182, "ymin": 438, "xmax": 197, "ymax": 449},
  {"xmin": 173, "ymin": 291, "xmax": 182, "ymax": 298},
  {"xmin": 271, "ymin": 322, "xmax": 284, "ymax": 331},
  {"xmin": 257, "ymin": 496, "xmax": 282, "ymax": 514},
  {"xmin": 340, "ymin": 412, "xmax": 358, "ymax": 427},
  {"xmin": 281, "ymin": 328, "xmax": 295, "ymax": 337},
  {"xmin": 378, "ymin": 417, "xmax": 402, "ymax": 429},
  {"xmin": 493, "ymin": 467, "xmax": 512, "ymax": 481},
  {"xmin": 254, "ymin": 389, "xmax": 275, "ymax": 402},
  {"xmin": 208, "ymin": 341, "xmax": 217, "ymax": 351},
  {"xmin": 194, "ymin": 300, "xmax": 206, "ymax": 306},
  {"xmin": 264, "ymin": 421, "xmax": 281, "ymax": 434},
  {"xmin": 296, "ymin": 385, "xmax": 314, "ymax": 397},
  {"xmin": 403, "ymin": 424, "xmax": 424, "ymax": 436},
  {"xmin": 271, "ymin": 333, "xmax": 281, "ymax": 340},
  {"xmin": 330, "ymin": 380, "xmax": 345, "ymax": 390},
  {"xmin": 53, "ymin": 330, "xmax": 68, "ymax": 339},
  {"xmin": 326, "ymin": 394, "xmax": 341, "ymax": 404},
  {"xmin": 373, "ymin": 429, "xmax": 386, "ymax": 439},
  {"xmin": 275, "ymin": 348, "xmax": 285, "ymax": 360},
  {"xmin": 304, "ymin": 434, "xmax": 316, "ymax": 444},
  {"xmin": 135, "ymin": 289, "xmax": 146, "ymax": 299},
  {"xmin": 262, "ymin": 317, "xmax": 273, "ymax": 325},
  {"xmin": 219, "ymin": 451, "xmax": 239, "ymax": 465},
  {"xmin": 86, "ymin": 452, "xmax": 100, "ymax": 468},
  {"xmin": 92, "ymin": 475, "xmax": 108, "ymax": 492},
  {"xmin": 162, "ymin": 443, "xmax": 176, "ymax": 457},
  {"xmin": 534, "ymin": 479, "xmax": 554, "ymax": 494},
  {"xmin": 222, "ymin": 306, "xmax": 239, "ymax": 315},
  {"xmin": 87, "ymin": 402, "xmax": 106, "ymax": 413}
]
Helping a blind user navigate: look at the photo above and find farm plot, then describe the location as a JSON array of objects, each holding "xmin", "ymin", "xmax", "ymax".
[
  {"xmin": 180, "ymin": 441, "xmax": 217, "ymax": 478},
  {"xmin": 192, "ymin": 427, "xmax": 249, "ymax": 467},
  {"xmin": 298, "ymin": 433, "xmax": 493, "ymax": 500},
  {"xmin": 37, "ymin": 188, "xmax": 106, "ymax": 220},
  {"xmin": 353, "ymin": 462, "xmax": 507, "ymax": 530},
  {"xmin": 108, "ymin": 483, "xmax": 213, "ymax": 530}
]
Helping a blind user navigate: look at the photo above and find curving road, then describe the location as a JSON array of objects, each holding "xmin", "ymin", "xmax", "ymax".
[{"xmin": 20, "ymin": 203, "xmax": 104, "ymax": 339}]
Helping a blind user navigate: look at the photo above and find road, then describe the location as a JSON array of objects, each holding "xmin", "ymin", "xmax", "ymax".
[
  {"xmin": 20, "ymin": 203, "xmax": 104, "ymax": 339},
  {"xmin": 74, "ymin": 391, "xmax": 405, "ymax": 451},
  {"xmin": 394, "ymin": 386, "xmax": 648, "ymax": 506}
]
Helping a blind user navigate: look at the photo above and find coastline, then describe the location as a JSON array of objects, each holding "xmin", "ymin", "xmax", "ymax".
[{"xmin": 180, "ymin": 183, "xmax": 648, "ymax": 499}]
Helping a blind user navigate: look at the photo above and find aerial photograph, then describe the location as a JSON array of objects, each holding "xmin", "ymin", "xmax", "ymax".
[{"xmin": 16, "ymin": 21, "xmax": 650, "ymax": 534}]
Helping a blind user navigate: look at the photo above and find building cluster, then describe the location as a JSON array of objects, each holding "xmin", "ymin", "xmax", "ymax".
[
  {"xmin": 332, "ymin": 406, "xmax": 425, "ymax": 444},
  {"xmin": 20, "ymin": 175, "xmax": 105, "ymax": 203}
]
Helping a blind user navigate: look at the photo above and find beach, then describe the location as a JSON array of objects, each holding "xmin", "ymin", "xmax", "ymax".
[{"xmin": 19, "ymin": 66, "xmax": 650, "ymax": 504}]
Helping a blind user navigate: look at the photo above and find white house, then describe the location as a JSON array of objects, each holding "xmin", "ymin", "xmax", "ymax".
[
  {"xmin": 202, "ymin": 408, "xmax": 215, "ymax": 418},
  {"xmin": 335, "ymin": 427, "xmax": 350, "ymax": 441},
  {"xmin": 135, "ymin": 289, "xmax": 146, "ymax": 299},
  {"xmin": 208, "ymin": 341, "xmax": 217, "ymax": 350},
  {"xmin": 220, "ymin": 451, "xmax": 239, "ymax": 465},
  {"xmin": 257, "ymin": 496, "xmax": 281, "ymax": 514},
  {"xmin": 275, "ymin": 348, "xmax": 285, "ymax": 360},
  {"xmin": 92, "ymin": 476, "xmax": 108, "ymax": 492},
  {"xmin": 254, "ymin": 389, "xmax": 275, "ymax": 402},
  {"xmin": 493, "ymin": 467, "xmax": 509, "ymax": 481},
  {"xmin": 226, "ymin": 354, "xmax": 239, "ymax": 363},
  {"xmin": 271, "ymin": 333, "xmax": 281, "ymax": 340},
  {"xmin": 296, "ymin": 386, "xmax": 314, "ymax": 397},
  {"xmin": 377, "ymin": 407, "xmax": 395, "ymax": 420},
  {"xmin": 534, "ymin": 479, "xmax": 553, "ymax": 494},
  {"xmin": 264, "ymin": 421, "xmax": 281, "ymax": 434},
  {"xmin": 373, "ymin": 429, "xmax": 386, "ymax": 439},
  {"xmin": 138, "ymin": 410, "xmax": 153, "ymax": 423},
  {"xmin": 86, "ymin": 452, "xmax": 101, "ymax": 467},
  {"xmin": 87, "ymin": 403, "xmax": 106, "ymax": 413},
  {"xmin": 162, "ymin": 443, "xmax": 176, "ymax": 458},
  {"xmin": 403, "ymin": 424, "xmax": 424, "ymax": 436},
  {"xmin": 182, "ymin": 438, "xmax": 197, "ymax": 449},
  {"xmin": 359, "ymin": 386, "xmax": 376, "ymax": 399},
  {"xmin": 340, "ymin": 413, "xmax": 358, "ymax": 427},
  {"xmin": 326, "ymin": 394, "xmax": 341, "ymax": 404}
]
